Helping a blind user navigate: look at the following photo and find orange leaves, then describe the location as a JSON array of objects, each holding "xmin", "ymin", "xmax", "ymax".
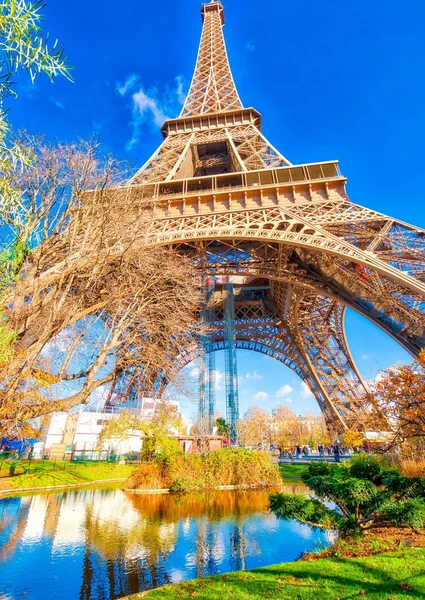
[
  {"xmin": 370, "ymin": 353, "xmax": 425, "ymax": 451},
  {"xmin": 31, "ymin": 370, "xmax": 59, "ymax": 386},
  {"xmin": 341, "ymin": 430, "xmax": 364, "ymax": 449}
]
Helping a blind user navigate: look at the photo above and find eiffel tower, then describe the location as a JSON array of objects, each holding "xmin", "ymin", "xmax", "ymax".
[{"xmin": 97, "ymin": 1, "xmax": 425, "ymax": 436}]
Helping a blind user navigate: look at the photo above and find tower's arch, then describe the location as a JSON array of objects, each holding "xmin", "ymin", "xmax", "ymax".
[
  {"xmin": 157, "ymin": 235, "xmax": 424, "ymax": 357},
  {"xmin": 175, "ymin": 342, "xmax": 325, "ymax": 416}
]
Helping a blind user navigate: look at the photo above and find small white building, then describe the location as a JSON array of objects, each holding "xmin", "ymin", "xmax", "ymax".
[
  {"xmin": 40, "ymin": 398, "xmax": 192, "ymax": 459},
  {"xmin": 42, "ymin": 413, "xmax": 69, "ymax": 450},
  {"xmin": 41, "ymin": 411, "xmax": 142, "ymax": 459}
]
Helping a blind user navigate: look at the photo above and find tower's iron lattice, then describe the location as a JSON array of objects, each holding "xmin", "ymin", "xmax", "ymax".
[
  {"xmin": 223, "ymin": 282, "xmax": 239, "ymax": 438},
  {"xmin": 198, "ymin": 277, "xmax": 240, "ymax": 437},
  {"xmin": 198, "ymin": 277, "xmax": 216, "ymax": 434},
  {"xmin": 83, "ymin": 1, "xmax": 425, "ymax": 436}
]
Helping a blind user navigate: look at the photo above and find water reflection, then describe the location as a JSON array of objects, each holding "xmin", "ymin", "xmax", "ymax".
[{"xmin": 0, "ymin": 485, "xmax": 333, "ymax": 600}]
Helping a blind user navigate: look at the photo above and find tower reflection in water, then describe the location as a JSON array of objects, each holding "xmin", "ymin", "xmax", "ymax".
[{"xmin": 0, "ymin": 486, "xmax": 334, "ymax": 600}]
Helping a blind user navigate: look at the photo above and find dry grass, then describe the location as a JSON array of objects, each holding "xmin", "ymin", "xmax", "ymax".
[
  {"xmin": 397, "ymin": 458, "xmax": 425, "ymax": 478},
  {"xmin": 127, "ymin": 449, "xmax": 282, "ymax": 492}
]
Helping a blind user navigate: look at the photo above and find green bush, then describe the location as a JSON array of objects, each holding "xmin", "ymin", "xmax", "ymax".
[
  {"xmin": 384, "ymin": 498, "xmax": 425, "ymax": 531},
  {"xmin": 141, "ymin": 435, "xmax": 182, "ymax": 462},
  {"xmin": 270, "ymin": 453, "xmax": 425, "ymax": 537},
  {"xmin": 269, "ymin": 492, "xmax": 339, "ymax": 530}
]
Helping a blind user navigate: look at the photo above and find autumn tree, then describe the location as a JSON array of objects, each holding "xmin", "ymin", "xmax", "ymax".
[
  {"xmin": 0, "ymin": 1, "xmax": 75, "ymax": 438},
  {"xmin": 0, "ymin": 136, "xmax": 202, "ymax": 438},
  {"xmin": 234, "ymin": 403, "xmax": 332, "ymax": 450},
  {"xmin": 236, "ymin": 406, "xmax": 272, "ymax": 448},
  {"xmin": 368, "ymin": 350, "xmax": 425, "ymax": 454},
  {"xmin": 300, "ymin": 412, "xmax": 331, "ymax": 448},
  {"xmin": 342, "ymin": 430, "xmax": 365, "ymax": 449},
  {"xmin": 272, "ymin": 405, "xmax": 300, "ymax": 448}
]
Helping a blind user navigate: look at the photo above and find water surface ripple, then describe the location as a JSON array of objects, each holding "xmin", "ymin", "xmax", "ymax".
[{"xmin": 0, "ymin": 485, "xmax": 333, "ymax": 600}]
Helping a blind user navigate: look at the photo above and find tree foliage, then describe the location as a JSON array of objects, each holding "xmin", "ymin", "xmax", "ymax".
[
  {"xmin": 270, "ymin": 454, "xmax": 425, "ymax": 536},
  {"xmin": 235, "ymin": 404, "xmax": 330, "ymax": 449},
  {"xmin": 98, "ymin": 401, "xmax": 183, "ymax": 460},
  {"xmin": 0, "ymin": 1, "xmax": 71, "ymax": 417},
  {"xmin": 341, "ymin": 430, "xmax": 364, "ymax": 449},
  {"xmin": 0, "ymin": 3, "xmax": 201, "ymax": 441},
  {"xmin": 128, "ymin": 448, "xmax": 282, "ymax": 493},
  {"xmin": 236, "ymin": 406, "xmax": 271, "ymax": 448},
  {"xmin": 368, "ymin": 350, "xmax": 425, "ymax": 452},
  {"xmin": 0, "ymin": 1, "xmax": 70, "ymax": 89},
  {"xmin": 215, "ymin": 417, "xmax": 230, "ymax": 438}
]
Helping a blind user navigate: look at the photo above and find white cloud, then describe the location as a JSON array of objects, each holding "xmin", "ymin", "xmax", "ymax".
[
  {"xmin": 253, "ymin": 391, "xmax": 268, "ymax": 402},
  {"xmin": 361, "ymin": 354, "xmax": 370, "ymax": 360},
  {"xmin": 175, "ymin": 75, "xmax": 186, "ymax": 105},
  {"xmin": 300, "ymin": 382, "xmax": 313, "ymax": 399},
  {"xmin": 245, "ymin": 41, "xmax": 255, "ymax": 52},
  {"xmin": 246, "ymin": 370, "xmax": 263, "ymax": 381},
  {"xmin": 117, "ymin": 73, "xmax": 187, "ymax": 149},
  {"xmin": 283, "ymin": 397, "xmax": 293, "ymax": 404},
  {"xmin": 22, "ymin": 81, "xmax": 39, "ymax": 99},
  {"xmin": 117, "ymin": 73, "xmax": 139, "ymax": 96},
  {"xmin": 186, "ymin": 366, "xmax": 223, "ymax": 390},
  {"xmin": 132, "ymin": 88, "xmax": 169, "ymax": 128},
  {"xmin": 276, "ymin": 384, "xmax": 293, "ymax": 398},
  {"xmin": 50, "ymin": 97, "xmax": 65, "ymax": 110},
  {"xmin": 170, "ymin": 569, "xmax": 185, "ymax": 583}
]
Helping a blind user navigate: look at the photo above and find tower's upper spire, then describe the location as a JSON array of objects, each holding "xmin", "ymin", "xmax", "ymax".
[{"xmin": 181, "ymin": 1, "xmax": 243, "ymax": 117}]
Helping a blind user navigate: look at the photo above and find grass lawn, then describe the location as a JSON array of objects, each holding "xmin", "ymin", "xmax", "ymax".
[
  {"xmin": 1, "ymin": 457, "xmax": 296, "ymax": 492},
  {"xmin": 279, "ymin": 463, "xmax": 308, "ymax": 480},
  {"xmin": 126, "ymin": 547, "xmax": 425, "ymax": 599},
  {"xmin": 0, "ymin": 460, "xmax": 136, "ymax": 490},
  {"xmin": 279, "ymin": 463, "xmax": 341, "ymax": 482}
]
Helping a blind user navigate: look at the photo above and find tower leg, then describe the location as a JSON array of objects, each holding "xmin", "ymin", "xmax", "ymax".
[
  {"xmin": 224, "ymin": 282, "xmax": 239, "ymax": 441},
  {"xmin": 293, "ymin": 292, "xmax": 371, "ymax": 432},
  {"xmin": 199, "ymin": 278, "xmax": 216, "ymax": 434}
]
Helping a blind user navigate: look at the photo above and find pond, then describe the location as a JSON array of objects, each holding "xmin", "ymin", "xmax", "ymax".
[{"xmin": 0, "ymin": 484, "xmax": 334, "ymax": 600}]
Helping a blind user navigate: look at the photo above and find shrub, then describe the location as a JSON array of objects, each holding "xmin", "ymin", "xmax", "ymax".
[
  {"xmin": 127, "ymin": 462, "xmax": 171, "ymax": 490},
  {"xmin": 270, "ymin": 453, "xmax": 425, "ymax": 537},
  {"xmin": 384, "ymin": 498, "xmax": 425, "ymax": 531},
  {"xmin": 127, "ymin": 449, "xmax": 281, "ymax": 493},
  {"xmin": 141, "ymin": 435, "xmax": 182, "ymax": 462},
  {"xmin": 269, "ymin": 493, "xmax": 339, "ymax": 530}
]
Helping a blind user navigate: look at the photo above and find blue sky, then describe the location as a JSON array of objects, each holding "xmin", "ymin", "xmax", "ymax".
[{"xmin": 8, "ymin": 0, "xmax": 425, "ymax": 419}]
